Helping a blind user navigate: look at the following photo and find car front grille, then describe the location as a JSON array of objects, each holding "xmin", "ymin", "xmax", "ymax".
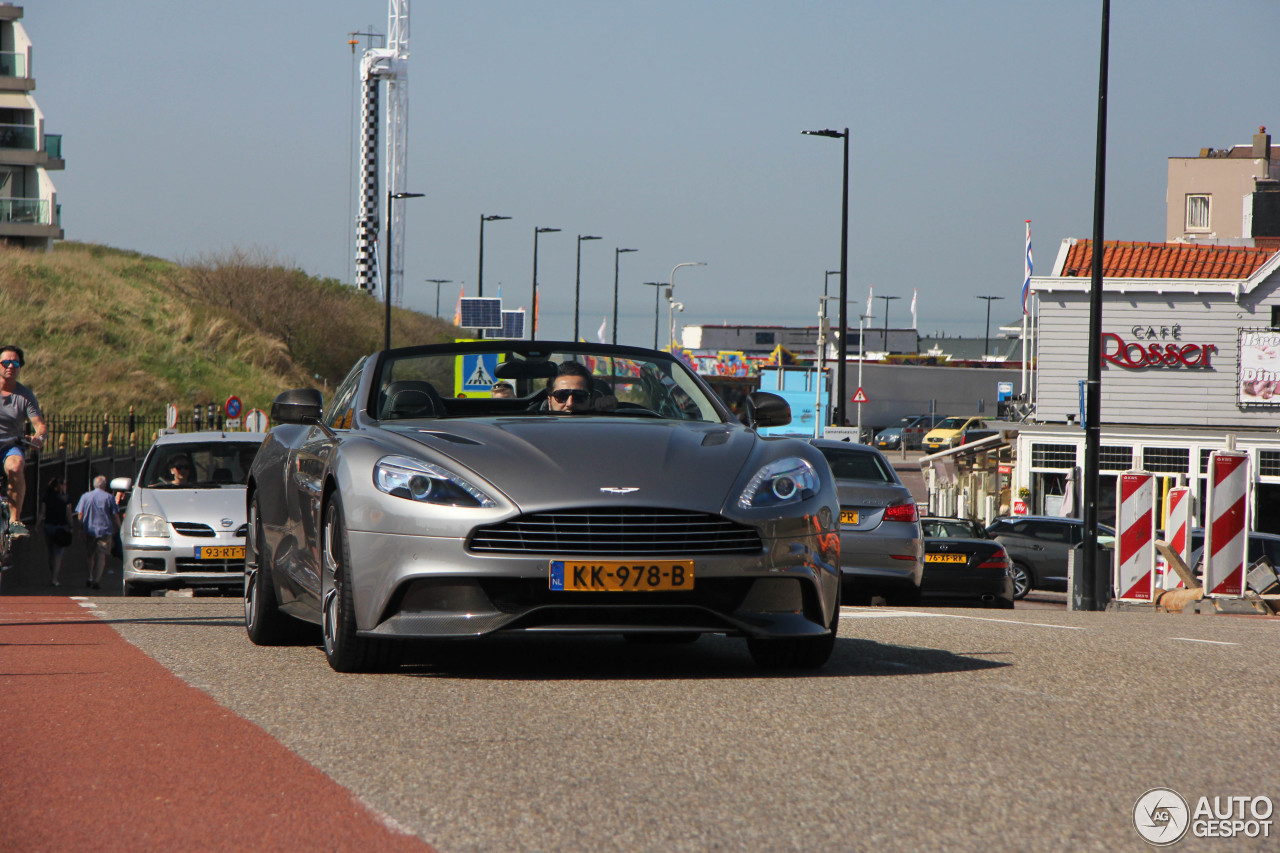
[
  {"xmin": 175, "ymin": 559, "xmax": 242, "ymax": 573},
  {"xmin": 171, "ymin": 522, "xmax": 215, "ymax": 538},
  {"xmin": 470, "ymin": 507, "xmax": 763, "ymax": 556}
]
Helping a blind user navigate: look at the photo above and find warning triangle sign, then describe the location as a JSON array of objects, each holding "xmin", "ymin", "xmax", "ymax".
[{"xmin": 851, "ymin": 387, "xmax": 869, "ymax": 403}]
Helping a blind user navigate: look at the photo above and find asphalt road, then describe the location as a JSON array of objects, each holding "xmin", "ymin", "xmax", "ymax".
[{"xmin": 7, "ymin": 593, "xmax": 1275, "ymax": 852}]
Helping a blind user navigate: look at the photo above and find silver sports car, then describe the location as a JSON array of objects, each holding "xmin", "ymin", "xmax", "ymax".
[{"xmin": 245, "ymin": 341, "xmax": 841, "ymax": 672}]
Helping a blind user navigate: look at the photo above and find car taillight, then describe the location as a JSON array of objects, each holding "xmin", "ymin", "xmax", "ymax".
[
  {"xmin": 977, "ymin": 548, "xmax": 1010, "ymax": 570},
  {"xmin": 883, "ymin": 502, "xmax": 918, "ymax": 523}
]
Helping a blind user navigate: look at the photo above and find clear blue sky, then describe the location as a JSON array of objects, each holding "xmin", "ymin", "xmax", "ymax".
[{"xmin": 39, "ymin": 1, "xmax": 1277, "ymax": 347}]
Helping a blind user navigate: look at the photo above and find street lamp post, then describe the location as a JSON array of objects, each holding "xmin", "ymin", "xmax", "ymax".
[
  {"xmin": 824, "ymin": 269, "xmax": 838, "ymax": 299},
  {"xmin": 667, "ymin": 261, "xmax": 707, "ymax": 350},
  {"xmin": 613, "ymin": 248, "xmax": 638, "ymax": 345},
  {"xmin": 977, "ymin": 295, "xmax": 1004, "ymax": 357},
  {"xmin": 385, "ymin": 190, "xmax": 424, "ymax": 351},
  {"xmin": 877, "ymin": 294, "xmax": 900, "ymax": 354},
  {"xmin": 574, "ymin": 235, "xmax": 601, "ymax": 341},
  {"xmin": 803, "ymin": 128, "xmax": 850, "ymax": 425},
  {"xmin": 531, "ymin": 227, "xmax": 561, "ymax": 341},
  {"xmin": 858, "ymin": 313, "xmax": 872, "ymax": 442},
  {"xmin": 426, "ymin": 279, "xmax": 452, "ymax": 317},
  {"xmin": 642, "ymin": 282, "xmax": 665, "ymax": 349},
  {"xmin": 477, "ymin": 214, "xmax": 511, "ymax": 298}
]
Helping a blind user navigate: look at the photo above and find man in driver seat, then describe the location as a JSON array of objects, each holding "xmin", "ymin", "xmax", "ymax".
[{"xmin": 547, "ymin": 361, "xmax": 595, "ymax": 413}]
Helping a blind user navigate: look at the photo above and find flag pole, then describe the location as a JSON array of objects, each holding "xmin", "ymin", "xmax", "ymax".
[{"xmin": 1022, "ymin": 220, "xmax": 1032, "ymax": 412}]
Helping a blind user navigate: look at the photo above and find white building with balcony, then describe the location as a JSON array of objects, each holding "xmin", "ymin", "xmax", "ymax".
[{"xmin": 0, "ymin": 4, "xmax": 62, "ymax": 250}]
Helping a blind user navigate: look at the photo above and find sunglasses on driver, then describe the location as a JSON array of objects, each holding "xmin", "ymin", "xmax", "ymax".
[
  {"xmin": 0, "ymin": 359, "xmax": 22, "ymax": 368},
  {"xmin": 550, "ymin": 389, "xmax": 590, "ymax": 404}
]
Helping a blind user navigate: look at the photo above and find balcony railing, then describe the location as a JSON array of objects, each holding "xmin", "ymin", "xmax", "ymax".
[
  {"xmin": 0, "ymin": 197, "xmax": 51, "ymax": 225},
  {"xmin": 0, "ymin": 122, "xmax": 35, "ymax": 150},
  {"xmin": 44, "ymin": 133, "xmax": 60, "ymax": 159},
  {"xmin": 0, "ymin": 52, "xmax": 26, "ymax": 78}
]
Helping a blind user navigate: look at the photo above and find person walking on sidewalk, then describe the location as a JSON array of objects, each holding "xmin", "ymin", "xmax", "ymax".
[
  {"xmin": 38, "ymin": 476, "xmax": 73, "ymax": 586},
  {"xmin": 0, "ymin": 345, "xmax": 48, "ymax": 538},
  {"xmin": 75, "ymin": 476, "xmax": 119, "ymax": 590}
]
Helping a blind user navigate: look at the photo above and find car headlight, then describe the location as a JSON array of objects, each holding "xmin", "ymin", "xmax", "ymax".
[
  {"xmin": 374, "ymin": 456, "xmax": 497, "ymax": 508},
  {"xmin": 132, "ymin": 513, "xmax": 171, "ymax": 538},
  {"xmin": 738, "ymin": 457, "xmax": 821, "ymax": 509}
]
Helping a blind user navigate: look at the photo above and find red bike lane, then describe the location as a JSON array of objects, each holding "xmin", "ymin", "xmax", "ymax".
[{"xmin": 0, "ymin": 596, "xmax": 435, "ymax": 852}]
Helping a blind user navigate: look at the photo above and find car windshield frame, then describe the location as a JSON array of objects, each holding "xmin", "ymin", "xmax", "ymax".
[
  {"xmin": 139, "ymin": 441, "xmax": 263, "ymax": 489},
  {"xmin": 366, "ymin": 340, "xmax": 734, "ymax": 424}
]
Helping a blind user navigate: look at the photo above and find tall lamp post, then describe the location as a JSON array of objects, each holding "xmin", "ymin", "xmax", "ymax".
[
  {"xmin": 426, "ymin": 279, "xmax": 452, "ymax": 317},
  {"xmin": 667, "ymin": 261, "xmax": 707, "ymax": 350},
  {"xmin": 477, "ymin": 214, "xmax": 511, "ymax": 298},
  {"xmin": 858, "ymin": 313, "xmax": 872, "ymax": 442},
  {"xmin": 877, "ymin": 294, "xmax": 900, "ymax": 355},
  {"xmin": 613, "ymin": 247, "xmax": 638, "ymax": 345},
  {"xmin": 574, "ymin": 235, "xmax": 601, "ymax": 341},
  {"xmin": 803, "ymin": 128, "xmax": 850, "ymax": 425},
  {"xmin": 530, "ymin": 227, "xmax": 561, "ymax": 341},
  {"xmin": 641, "ymin": 282, "xmax": 665, "ymax": 349},
  {"xmin": 824, "ymin": 269, "xmax": 838, "ymax": 299},
  {"xmin": 385, "ymin": 190, "xmax": 424, "ymax": 351},
  {"xmin": 977, "ymin": 295, "xmax": 1004, "ymax": 358}
]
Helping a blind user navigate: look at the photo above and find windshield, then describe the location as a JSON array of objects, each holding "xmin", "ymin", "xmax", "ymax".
[
  {"xmin": 373, "ymin": 344, "xmax": 726, "ymax": 423},
  {"xmin": 934, "ymin": 417, "xmax": 969, "ymax": 430},
  {"xmin": 816, "ymin": 447, "xmax": 896, "ymax": 483},
  {"xmin": 924, "ymin": 520, "xmax": 978, "ymax": 538},
  {"xmin": 140, "ymin": 441, "xmax": 261, "ymax": 488}
]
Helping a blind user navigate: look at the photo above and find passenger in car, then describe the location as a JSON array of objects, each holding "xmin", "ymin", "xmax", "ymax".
[{"xmin": 491, "ymin": 381, "xmax": 515, "ymax": 398}]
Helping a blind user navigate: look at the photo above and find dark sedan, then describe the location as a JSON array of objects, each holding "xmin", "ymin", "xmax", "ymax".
[{"xmin": 919, "ymin": 517, "xmax": 1015, "ymax": 608}]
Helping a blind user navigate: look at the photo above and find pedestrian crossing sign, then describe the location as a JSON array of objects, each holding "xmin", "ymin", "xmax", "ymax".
[{"xmin": 456, "ymin": 353, "xmax": 503, "ymax": 396}]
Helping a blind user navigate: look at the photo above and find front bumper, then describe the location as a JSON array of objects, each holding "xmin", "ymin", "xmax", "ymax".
[
  {"xmin": 122, "ymin": 533, "xmax": 246, "ymax": 589},
  {"xmin": 344, "ymin": 529, "xmax": 841, "ymax": 640}
]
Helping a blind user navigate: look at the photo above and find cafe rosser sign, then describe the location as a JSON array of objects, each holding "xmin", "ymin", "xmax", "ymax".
[{"xmin": 1101, "ymin": 326, "xmax": 1217, "ymax": 369}]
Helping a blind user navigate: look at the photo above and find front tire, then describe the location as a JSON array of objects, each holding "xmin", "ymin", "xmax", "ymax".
[
  {"xmin": 747, "ymin": 601, "xmax": 839, "ymax": 670},
  {"xmin": 321, "ymin": 496, "xmax": 401, "ymax": 673}
]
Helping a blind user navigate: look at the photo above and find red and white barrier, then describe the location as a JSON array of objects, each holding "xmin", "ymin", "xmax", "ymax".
[
  {"xmin": 1205, "ymin": 451, "xmax": 1249, "ymax": 597},
  {"xmin": 1158, "ymin": 485, "xmax": 1191, "ymax": 590},
  {"xmin": 1114, "ymin": 471, "xmax": 1155, "ymax": 602}
]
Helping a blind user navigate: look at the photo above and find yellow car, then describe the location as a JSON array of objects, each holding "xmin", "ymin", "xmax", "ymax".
[{"xmin": 922, "ymin": 416, "xmax": 988, "ymax": 452}]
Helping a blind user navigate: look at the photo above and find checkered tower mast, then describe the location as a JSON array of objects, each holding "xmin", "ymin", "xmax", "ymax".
[{"xmin": 354, "ymin": 0, "xmax": 411, "ymax": 305}]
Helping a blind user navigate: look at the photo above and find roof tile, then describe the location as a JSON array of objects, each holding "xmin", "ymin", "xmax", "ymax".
[{"xmin": 1060, "ymin": 240, "xmax": 1275, "ymax": 279}]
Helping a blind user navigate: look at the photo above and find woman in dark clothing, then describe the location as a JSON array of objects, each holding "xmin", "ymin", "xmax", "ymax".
[{"xmin": 38, "ymin": 476, "xmax": 72, "ymax": 587}]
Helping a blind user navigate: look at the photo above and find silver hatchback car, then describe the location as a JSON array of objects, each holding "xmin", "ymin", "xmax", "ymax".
[
  {"xmin": 113, "ymin": 431, "xmax": 265, "ymax": 596},
  {"xmin": 811, "ymin": 439, "xmax": 924, "ymax": 604}
]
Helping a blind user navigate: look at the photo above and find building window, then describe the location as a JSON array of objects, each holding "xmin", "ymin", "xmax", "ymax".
[
  {"xmin": 1031, "ymin": 443, "xmax": 1076, "ymax": 469},
  {"xmin": 1259, "ymin": 451, "xmax": 1280, "ymax": 478},
  {"xmin": 1186, "ymin": 194, "xmax": 1211, "ymax": 231},
  {"xmin": 1271, "ymin": 305, "xmax": 1280, "ymax": 329},
  {"xmin": 1099, "ymin": 446, "xmax": 1132, "ymax": 471},
  {"xmin": 755, "ymin": 332, "xmax": 775, "ymax": 345},
  {"xmin": 1143, "ymin": 447, "xmax": 1189, "ymax": 474}
]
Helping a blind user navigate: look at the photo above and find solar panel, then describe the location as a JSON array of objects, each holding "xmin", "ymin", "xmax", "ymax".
[
  {"xmin": 483, "ymin": 310, "xmax": 526, "ymax": 340},
  {"xmin": 459, "ymin": 298, "xmax": 503, "ymax": 329}
]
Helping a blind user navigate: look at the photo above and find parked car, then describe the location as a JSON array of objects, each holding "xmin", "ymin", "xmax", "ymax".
[
  {"xmin": 245, "ymin": 340, "xmax": 843, "ymax": 672},
  {"xmin": 985, "ymin": 516, "xmax": 1115, "ymax": 599},
  {"xmin": 922, "ymin": 416, "xmax": 989, "ymax": 453},
  {"xmin": 113, "ymin": 431, "xmax": 266, "ymax": 597},
  {"xmin": 1170, "ymin": 529, "xmax": 1280, "ymax": 590},
  {"xmin": 875, "ymin": 414, "xmax": 942, "ymax": 451},
  {"xmin": 919, "ymin": 516, "xmax": 1015, "ymax": 608},
  {"xmin": 810, "ymin": 439, "xmax": 923, "ymax": 605}
]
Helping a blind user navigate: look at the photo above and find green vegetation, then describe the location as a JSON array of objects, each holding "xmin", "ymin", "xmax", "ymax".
[{"xmin": 0, "ymin": 241, "xmax": 461, "ymax": 417}]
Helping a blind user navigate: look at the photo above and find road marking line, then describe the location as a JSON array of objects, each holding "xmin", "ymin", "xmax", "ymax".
[
  {"xmin": 854, "ymin": 608, "xmax": 1086, "ymax": 630},
  {"xmin": 1171, "ymin": 637, "xmax": 1238, "ymax": 646}
]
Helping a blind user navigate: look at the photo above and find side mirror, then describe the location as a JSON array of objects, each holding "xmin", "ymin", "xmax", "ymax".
[
  {"xmin": 271, "ymin": 388, "xmax": 323, "ymax": 426},
  {"xmin": 109, "ymin": 477, "xmax": 133, "ymax": 492},
  {"xmin": 744, "ymin": 391, "xmax": 791, "ymax": 429}
]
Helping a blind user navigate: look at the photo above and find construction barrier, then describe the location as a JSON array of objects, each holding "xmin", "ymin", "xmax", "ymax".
[
  {"xmin": 1158, "ymin": 485, "xmax": 1192, "ymax": 590},
  {"xmin": 1114, "ymin": 471, "xmax": 1155, "ymax": 601},
  {"xmin": 1205, "ymin": 450, "xmax": 1249, "ymax": 597}
]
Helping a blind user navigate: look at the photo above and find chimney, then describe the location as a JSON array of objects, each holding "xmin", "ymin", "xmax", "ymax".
[{"xmin": 1254, "ymin": 125, "xmax": 1272, "ymax": 178}]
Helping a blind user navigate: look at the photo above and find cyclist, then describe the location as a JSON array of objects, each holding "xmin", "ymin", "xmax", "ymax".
[{"xmin": 1, "ymin": 345, "xmax": 48, "ymax": 538}]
